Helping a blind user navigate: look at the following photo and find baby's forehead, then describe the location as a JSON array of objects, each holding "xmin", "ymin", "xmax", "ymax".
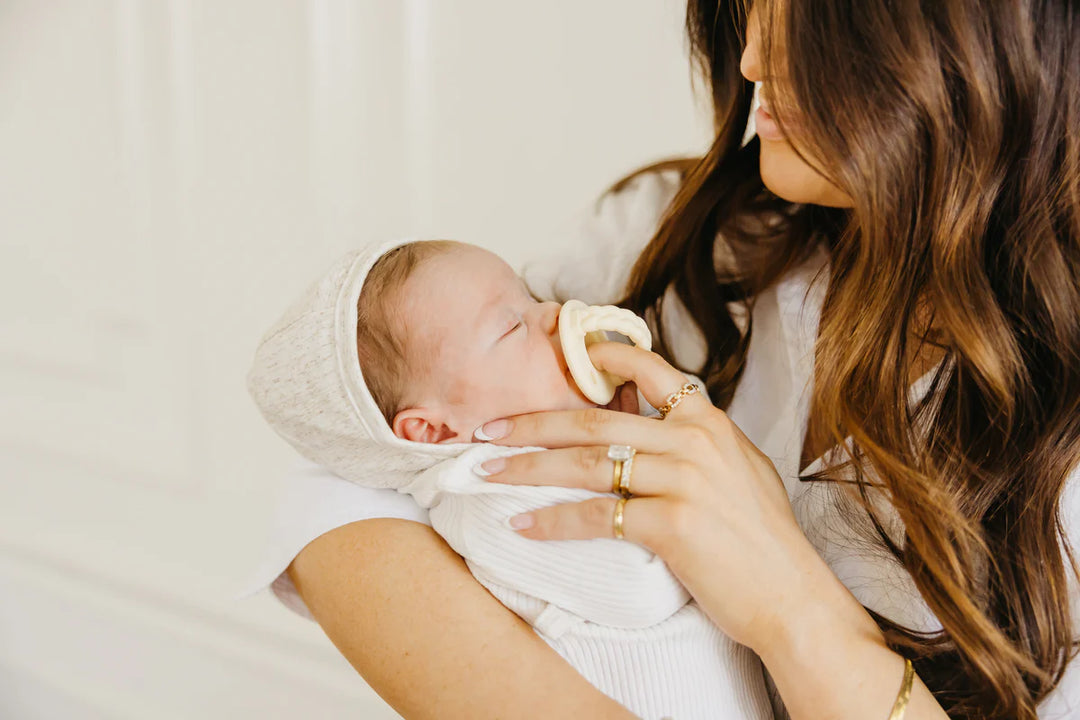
[
  {"xmin": 443, "ymin": 242, "xmax": 513, "ymax": 273},
  {"xmin": 411, "ymin": 244, "xmax": 519, "ymax": 297},
  {"xmin": 397, "ymin": 242, "xmax": 521, "ymax": 343}
]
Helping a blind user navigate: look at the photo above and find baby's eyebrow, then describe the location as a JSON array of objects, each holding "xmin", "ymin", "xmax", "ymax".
[
  {"xmin": 474, "ymin": 287, "xmax": 515, "ymax": 336},
  {"xmin": 517, "ymin": 276, "xmax": 539, "ymax": 301}
]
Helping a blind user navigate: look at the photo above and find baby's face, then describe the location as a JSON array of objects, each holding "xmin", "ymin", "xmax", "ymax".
[{"xmin": 397, "ymin": 244, "xmax": 597, "ymax": 442}]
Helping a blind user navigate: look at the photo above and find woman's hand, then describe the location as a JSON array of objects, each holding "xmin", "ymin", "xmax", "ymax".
[
  {"xmin": 475, "ymin": 341, "xmax": 839, "ymax": 655},
  {"xmin": 476, "ymin": 342, "xmax": 952, "ymax": 720}
]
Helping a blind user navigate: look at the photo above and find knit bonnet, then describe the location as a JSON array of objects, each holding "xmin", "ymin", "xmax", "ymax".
[{"xmin": 246, "ymin": 239, "xmax": 467, "ymax": 488}]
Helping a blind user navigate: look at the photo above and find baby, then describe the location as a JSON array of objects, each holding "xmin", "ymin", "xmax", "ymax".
[{"xmin": 247, "ymin": 238, "xmax": 772, "ymax": 720}]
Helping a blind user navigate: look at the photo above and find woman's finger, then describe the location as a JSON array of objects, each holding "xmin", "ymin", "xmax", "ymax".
[
  {"xmin": 477, "ymin": 342, "xmax": 721, "ymax": 449},
  {"xmin": 510, "ymin": 495, "xmax": 672, "ymax": 547},
  {"xmin": 479, "ymin": 406, "xmax": 682, "ymax": 453},
  {"xmin": 479, "ymin": 446, "xmax": 700, "ymax": 499},
  {"xmin": 586, "ymin": 342, "xmax": 712, "ymax": 419}
]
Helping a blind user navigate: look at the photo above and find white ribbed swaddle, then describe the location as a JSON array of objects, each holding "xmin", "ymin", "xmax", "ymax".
[{"xmin": 410, "ymin": 443, "xmax": 772, "ymax": 720}]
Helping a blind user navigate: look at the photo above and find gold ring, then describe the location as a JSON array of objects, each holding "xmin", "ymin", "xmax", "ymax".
[
  {"xmin": 612, "ymin": 496, "xmax": 628, "ymax": 540},
  {"xmin": 617, "ymin": 452, "xmax": 635, "ymax": 498},
  {"xmin": 657, "ymin": 382, "xmax": 702, "ymax": 419},
  {"xmin": 607, "ymin": 444, "xmax": 635, "ymax": 495}
]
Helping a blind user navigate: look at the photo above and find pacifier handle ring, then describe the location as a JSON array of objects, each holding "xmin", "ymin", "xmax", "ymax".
[
  {"xmin": 558, "ymin": 300, "xmax": 652, "ymax": 406},
  {"xmin": 578, "ymin": 307, "xmax": 651, "ymax": 347}
]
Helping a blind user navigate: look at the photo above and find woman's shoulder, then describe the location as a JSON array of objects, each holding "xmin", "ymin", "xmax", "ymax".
[
  {"xmin": 522, "ymin": 167, "xmax": 684, "ymax": 305},
  {"xmin": 240, "ymin": 459, "xmax": 430, "ymax": 618},
  {"xmin": 1038, "ymin": 462, "xmax": 1080, "ymax": 716}
]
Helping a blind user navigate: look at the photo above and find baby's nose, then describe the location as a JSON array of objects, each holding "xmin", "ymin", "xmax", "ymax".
[
  {"xmin": 536, "ymin": 301, "xmax": 566, "ymax": 362},
  {"xmin": 538, "ymin": 301, "xmax": 561, "ymax": 337}
]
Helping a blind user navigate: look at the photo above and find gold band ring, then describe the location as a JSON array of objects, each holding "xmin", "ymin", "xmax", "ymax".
[
  {"xmin": 657, "ymin": 382, "xmax": 702, "ymax": 419},
  {"xmin": 612, "ymin": 496, "xmax": 628, "ymax": 540},
  {"xmin": 611, "ymin": 460, "xmax": 623, "ymax": 494}
]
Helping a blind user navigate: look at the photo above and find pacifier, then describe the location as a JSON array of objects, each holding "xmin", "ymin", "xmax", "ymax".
[{"xmin": 558, "ymin": 299, "xmax": 652, "ymax": 405}]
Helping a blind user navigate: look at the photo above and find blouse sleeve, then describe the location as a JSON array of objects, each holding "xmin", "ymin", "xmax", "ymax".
[
  {"xmin": 1039, "ymin": 659, "xmax": 1079, "ymax": 719},
  {"xmin": 240, "ymin": 458, "xmax": 430, "ymax": 619},
  {"xmin": 521, "ymin": 168, "xmax": 683, "ymax": 305},
  {"xmin": 521, "ymin": 167, "xmax": 713, "ymax": 372}
]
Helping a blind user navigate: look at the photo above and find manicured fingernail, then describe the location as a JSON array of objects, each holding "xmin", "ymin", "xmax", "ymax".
[
  {"xmin": 507, "ymin": 513, "xmax": 534, "ymax": 530},
  {"xmin": 473, "ymin": 457, "xmax": 506, "ymax": 477},
  {"xmin": 474, "ymin": 419, "xmax": 512, "ymax": 442}
]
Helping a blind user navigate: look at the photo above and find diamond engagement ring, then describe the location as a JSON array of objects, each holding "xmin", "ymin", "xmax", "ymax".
[
  {"xmin": 607, "ymin": 444, "xmax": 636, "ymax": 497},
  {"xmin": 617, "ymin": 452, "xmax": 635, "ymax": 497}
]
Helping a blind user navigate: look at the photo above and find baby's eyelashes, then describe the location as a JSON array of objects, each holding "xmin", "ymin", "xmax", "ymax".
[{"xmin": 499, "ymin": 321, "xmax": 523, "ymax": 341}]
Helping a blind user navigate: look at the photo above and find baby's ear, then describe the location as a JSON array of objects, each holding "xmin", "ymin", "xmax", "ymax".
[{"xmin": 392, "ymin": 408, "xmax": 457, "ymax": 444}]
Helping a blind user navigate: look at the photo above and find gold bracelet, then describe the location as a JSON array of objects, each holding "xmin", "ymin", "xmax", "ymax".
[{"xmin": 887, "ymin": 658, "xmax": 915, "ymax": 720}]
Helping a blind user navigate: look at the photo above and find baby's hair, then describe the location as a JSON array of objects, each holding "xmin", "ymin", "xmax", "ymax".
[{"xmin": 357, "ymin": 240, "xmax": 457, "ymax": 424}]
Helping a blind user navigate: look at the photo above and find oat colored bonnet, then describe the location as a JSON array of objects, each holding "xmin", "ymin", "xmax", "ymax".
[{"xmin": 246, "ymin": 238, "xmax": 466, "ymax": 489}]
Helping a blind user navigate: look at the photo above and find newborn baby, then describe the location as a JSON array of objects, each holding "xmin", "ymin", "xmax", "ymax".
[{"xmin": 247, "ymin": 238, "xmax": 772, "ymax": 720}]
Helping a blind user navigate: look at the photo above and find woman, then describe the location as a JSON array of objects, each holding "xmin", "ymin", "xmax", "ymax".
[{"xmin": 260, "ymin": 1, "xmax": 1079, "ymax": 718}]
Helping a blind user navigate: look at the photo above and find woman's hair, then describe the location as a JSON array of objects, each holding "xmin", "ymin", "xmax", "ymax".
[
  {"xmin": 621, "ymin": 1, "xmax": 1080, "ymax": 717},
  {"xmin": 357, "ymin": 240, "xmax": 457, "ymax": 423}
]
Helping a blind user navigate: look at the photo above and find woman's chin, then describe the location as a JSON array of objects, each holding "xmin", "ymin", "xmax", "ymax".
[{"xmin": 759, "ymin": 141, "xmax": 853, "ymax": 208}]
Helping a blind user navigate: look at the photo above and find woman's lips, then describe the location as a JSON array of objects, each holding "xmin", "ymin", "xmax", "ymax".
[{"xmin": 755, "ymin": 105, "xmax": 786, "ymax": 142}]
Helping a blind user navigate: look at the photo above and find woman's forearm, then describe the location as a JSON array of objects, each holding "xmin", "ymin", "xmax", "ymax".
[
  {"xmin": 753, "ymin": 547, "xmax": 949, "ymax": 720},
  {"xmin": 288, "ymin": 518, "xmax": 635, "ymax": 720}
]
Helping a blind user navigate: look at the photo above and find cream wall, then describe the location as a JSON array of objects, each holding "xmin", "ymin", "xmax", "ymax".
[{"xmin": 0, "ymin": 1, "xmax": 708, "ymax": 717}]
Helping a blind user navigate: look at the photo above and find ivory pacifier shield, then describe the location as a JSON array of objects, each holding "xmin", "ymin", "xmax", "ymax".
[{"xmin": 558, "ymin": 300, "xmax": 653, "ymax": 405}]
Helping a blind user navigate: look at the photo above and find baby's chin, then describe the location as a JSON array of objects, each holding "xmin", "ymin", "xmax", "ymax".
[{"xmin": 602, "ymin": 383, "xmax": 640, "ymax": 415}]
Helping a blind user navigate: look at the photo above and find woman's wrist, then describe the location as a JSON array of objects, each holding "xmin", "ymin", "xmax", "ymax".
[
  {"xmin": 750, "ymin": 548, "xmax": 947, "ymax": 720},
  {"xmin": 754, "ymin": 547, "xmax": 886, "ymax": 666}
]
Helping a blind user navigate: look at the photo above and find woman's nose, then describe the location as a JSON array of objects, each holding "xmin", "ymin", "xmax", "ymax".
[{"xmin": 740, "ymin": 7, "xmax": 763, "ymax": 82}]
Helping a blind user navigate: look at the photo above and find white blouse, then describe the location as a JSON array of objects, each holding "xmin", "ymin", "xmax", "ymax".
[{"xmin": 245, "ymin": 170, "xmax": 1080, "ymax": 718}]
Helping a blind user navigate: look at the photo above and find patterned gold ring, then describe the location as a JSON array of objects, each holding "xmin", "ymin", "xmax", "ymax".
[{"xmin": 657, "ymin": 382, "xmax": 702, "ymax": 419}]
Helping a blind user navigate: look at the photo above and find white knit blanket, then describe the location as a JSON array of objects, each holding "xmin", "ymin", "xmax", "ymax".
[{"xmin": 399, "ymin": 442, "xmax": 772, "ymax": 720}]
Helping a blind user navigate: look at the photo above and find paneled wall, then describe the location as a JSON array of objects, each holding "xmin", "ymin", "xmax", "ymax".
[{"xmin": 0, "ymin": 1, "xmax": 707, "ymax": 716}]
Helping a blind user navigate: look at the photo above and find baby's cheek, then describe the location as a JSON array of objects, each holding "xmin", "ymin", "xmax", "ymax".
[
  {"xmin": 449, "ymin": 369, "xmax": 507, "ymax": 416},
  {"xmin": 483, "ymin": 363, "xmax": 551, "ymax": 416},
  {"xmin": 540, "ymin": 364, "xmax": 591, "ymax": 411}
]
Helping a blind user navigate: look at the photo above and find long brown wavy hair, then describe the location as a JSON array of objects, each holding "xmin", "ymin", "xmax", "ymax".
[{"xmin": 620, "ymin": 1, "xmax": 1080, "ymax": 717}]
